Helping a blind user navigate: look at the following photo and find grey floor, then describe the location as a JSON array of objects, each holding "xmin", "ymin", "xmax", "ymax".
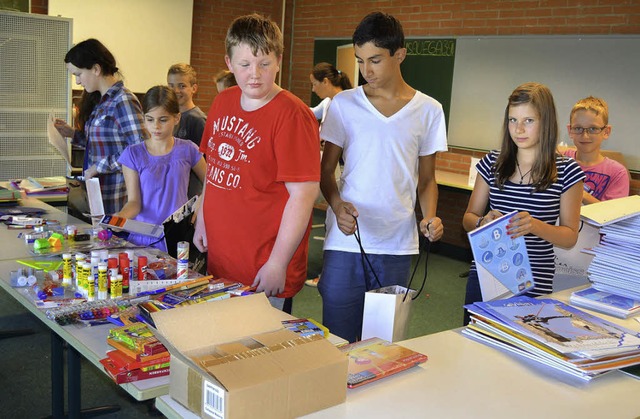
[{"xmin": 0, "ymin": 209, "xmax": 470, "ymax": 417}]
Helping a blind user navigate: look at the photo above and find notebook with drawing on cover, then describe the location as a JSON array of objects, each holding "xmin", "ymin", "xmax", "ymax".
[{"xmin": 339, "ymin": 337, "xmax": 428, "ymax": 388}]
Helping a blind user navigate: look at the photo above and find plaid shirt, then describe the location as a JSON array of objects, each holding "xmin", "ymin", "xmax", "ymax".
[{"xmin": 84, "ymin": 81, "xmax": 144, "ymax": 214}]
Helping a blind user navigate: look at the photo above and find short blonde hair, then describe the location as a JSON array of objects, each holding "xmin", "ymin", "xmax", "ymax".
[
  {"xmin": 225, "ymin": 14, "xmax": 283, "ymax": 59},
  {"xmin": 570, "ymin": 96, "xmax": 609, "ymax": 125},
  {"xmin": 167, "ymin": 63, "xmax": 198, "ymax": 85}
]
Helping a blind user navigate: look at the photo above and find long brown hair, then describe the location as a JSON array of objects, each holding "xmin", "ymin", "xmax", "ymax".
[{"xmin": 495, "ymin": 82, "xmax": 559, "ymax": 191}]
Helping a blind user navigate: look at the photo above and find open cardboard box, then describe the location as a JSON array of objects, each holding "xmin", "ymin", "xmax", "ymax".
[{"xmin": 151, "ymin": 293, "xmax": 347, "ymax": 419}]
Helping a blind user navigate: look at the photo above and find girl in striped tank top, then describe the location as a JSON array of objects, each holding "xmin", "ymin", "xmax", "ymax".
[{"xmin": 462, "ymin": 82, "xmax": 585, "ymax": 325}]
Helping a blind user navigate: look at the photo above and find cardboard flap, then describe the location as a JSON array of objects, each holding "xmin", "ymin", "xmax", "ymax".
[{"xmin": 151, "ymin": 293, "xmax": 285, "ymax": 353}]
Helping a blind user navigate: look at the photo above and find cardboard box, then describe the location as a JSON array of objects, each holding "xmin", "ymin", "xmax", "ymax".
[{"xmin": 151, "ymin": 294, "xmax": 347, "ymax": 419}]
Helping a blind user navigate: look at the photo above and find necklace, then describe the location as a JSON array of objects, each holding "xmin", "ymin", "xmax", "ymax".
[{"xmin": 515, "ymin": 160, "xmax": 532, "ymax": 184}]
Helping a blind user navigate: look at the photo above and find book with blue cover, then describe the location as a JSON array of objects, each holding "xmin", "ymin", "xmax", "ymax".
[
  {"xmin": 467, "ymin": 210, "xmax": 535, "ymax": 300},
  {"xmin": 570, "ymin": 286, "xmax": 640, "ymax": 319}
]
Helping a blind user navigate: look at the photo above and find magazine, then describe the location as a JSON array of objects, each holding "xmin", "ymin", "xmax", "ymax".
[
  {"xmin": 467, "ymin": 210, "xmax": 535, "ymax": 300},
  {"xmin": 339, "ymin": 337, "xmax": 427, "ymax": 388}
]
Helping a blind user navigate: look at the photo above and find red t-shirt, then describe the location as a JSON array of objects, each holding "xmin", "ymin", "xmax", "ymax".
[{"xmin": 200, "ymin": 86, "xmax": 320, "ymax": 297}]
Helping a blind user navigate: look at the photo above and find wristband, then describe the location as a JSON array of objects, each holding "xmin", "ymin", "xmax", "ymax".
[{"xmin": 475, "ymin": 216, "xmax": 485, "ymax": 228}]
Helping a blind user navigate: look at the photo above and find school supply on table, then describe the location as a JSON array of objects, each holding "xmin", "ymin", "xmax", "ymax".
[
  {"xmin": 463, "ymin": 296, "xmax": 640, "ymax": 381},
  {"xmin": 467, "ymin": 210, "xmax": 534, "ymax": 301},
  {"xmin": 16, "ymin": 176, "xmax": 69, "ymax": 196},
  {"xmin": 99, "ymin": 215, "xmax": 164, "ymax": 239},
  {"xmin": 281, "ymin": 318, "xmax": 328, "ymax": 338},
  {"xmin": 101, "ymin": 322, "xmax": 171, "ymax": 384},
  {"xmin": 339, "ymin": 337, "xmax": 428, "ymax": 388},
  {"xmin": 569, "ymin": 286, "xmax": 640, "ymax": 319},
  {"xmin": 99, "ymin": 357, "xmax": 170, "ymax": 384},
  {"xmin": 0, "ymin": 184, "xmax": 20, "ymax": 204}
]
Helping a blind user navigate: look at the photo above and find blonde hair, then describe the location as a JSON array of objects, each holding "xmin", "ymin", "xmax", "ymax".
[
  {"xmin": 167, "ymin": 63, "xmax": 198, "ymax": 85},
  {"xmin": 225, "ymin": 13, "xmax": 283, "ymax": 59},
  {"xmin": 570, "ymin": 96, "xmax": 609, "ymax": 125}
]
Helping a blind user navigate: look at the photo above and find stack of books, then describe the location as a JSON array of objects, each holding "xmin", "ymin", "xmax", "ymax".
[
  {"xmin": 582, "ymin": 213, "xmax": 640, "ymax": 300},
  {"xmin": 16, "ymin": 176, "xmax": 68, "ymax": 197},
  {"xmin": 463, "ymin": 296, "xmax": 640, "ymax": 381},
  {"xmin": 100, "ymin": 322, "xmax": 170, "ymax": 384},
  {"xmin": 566, "ymin": 196, "xmax": 640, "ymax": 317},
  {"xmin": 569, "ymin": 287, "xmax": 640, "ymax": 319}
]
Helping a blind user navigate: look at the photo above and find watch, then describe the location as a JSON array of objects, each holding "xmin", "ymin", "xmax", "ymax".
[{"xmin": 475, "ymin": 216, "xmax": 485, "ymax": 228}]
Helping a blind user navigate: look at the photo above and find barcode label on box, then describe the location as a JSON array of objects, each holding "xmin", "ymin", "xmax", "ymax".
[{"xmin": 203, "ymin": 380, "xmax": 224, "ymax": 419}]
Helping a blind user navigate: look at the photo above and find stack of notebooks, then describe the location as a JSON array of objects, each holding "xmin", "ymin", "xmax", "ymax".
[
  {"xmin": 569, "ymin": 287, "xmax": 640, "ymax": 319},
  {"xmin": 463, "ymin": 296, "xmax": 640, "ymax": 381},
  {"xmin": 582, "ymin": 213, "xmax": 640, "ymax": 301},
  {"xmin": 571, "ymin": 196, "xmax": 640, "ymax": 317},
  {"xmin": 100, "ymin": 322, "xmax": 170, "ymax": 384}
]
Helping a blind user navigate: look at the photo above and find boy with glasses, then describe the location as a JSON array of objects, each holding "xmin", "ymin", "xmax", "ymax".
[{"xmin": 563, "ymin": 96, "xmax": 629, "ymax": 204}]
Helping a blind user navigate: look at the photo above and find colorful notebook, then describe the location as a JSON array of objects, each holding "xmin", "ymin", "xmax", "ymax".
[
  {"xmin": 339, "ymin": 337, "xmax": 427, "ymax": 388},
  {"xmin": 468, "ymin": 210, "xmax": 535, "ymax": 300}
]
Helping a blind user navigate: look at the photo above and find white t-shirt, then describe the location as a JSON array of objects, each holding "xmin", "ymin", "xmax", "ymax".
[
  {"xmin": 310, "ymin": 97, "xmax": 331, "ymax": 123},
  {"xmin": 321, "ymin": 86, "xmax": 448, "ymax": 255}
]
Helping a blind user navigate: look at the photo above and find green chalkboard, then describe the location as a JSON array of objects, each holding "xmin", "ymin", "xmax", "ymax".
[{"xmin": 313, "ymin": 38, "xmax": 456, "ymax": 126}]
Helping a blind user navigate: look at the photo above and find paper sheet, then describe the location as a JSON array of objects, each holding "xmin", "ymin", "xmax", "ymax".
[
  {"xmin": 580, "ymin": 195, "xmax": 640, "ymax": 227},
  {"xmin": 86, "ymin": 177, "xmax": 105, "ymax": 217},
  {"xmin": 47, "ymin": 112, "xmax": 71, "ymax": 164}
]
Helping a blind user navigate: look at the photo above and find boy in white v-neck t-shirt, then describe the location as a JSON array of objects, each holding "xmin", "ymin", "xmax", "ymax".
[{"xmin": 318, "ymin": 11, "xmax": 448, "ymax": 342}]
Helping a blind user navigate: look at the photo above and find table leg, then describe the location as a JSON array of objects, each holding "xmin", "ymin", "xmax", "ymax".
[
  {"xmin": 67, "ymin": 344, "xmax": 81, "ymax": 419},
  {"xmin": 51, "ymin": 331, "xmax": 65, "ymax": 418}
]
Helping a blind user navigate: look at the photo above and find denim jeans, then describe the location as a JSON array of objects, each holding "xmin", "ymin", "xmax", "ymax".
[{"xmin": 318, "ymin": 250, "xmax": 411, "ymax": 343}]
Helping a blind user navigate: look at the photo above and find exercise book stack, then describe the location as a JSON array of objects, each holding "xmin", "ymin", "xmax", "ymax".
[
  {"xmin": 463, "ymin": 296, "xmax": 640, "ymax": 381},
  {"xmin": 572, "ymin": 196, "xmax": 640, "ymax": 314}
]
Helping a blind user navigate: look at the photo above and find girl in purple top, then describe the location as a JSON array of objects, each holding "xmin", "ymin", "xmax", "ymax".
[{"xmin": 117, "ymin": 86, "xmax": 206, "ymax": 251}]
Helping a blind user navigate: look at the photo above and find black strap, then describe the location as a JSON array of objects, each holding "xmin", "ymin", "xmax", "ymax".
[
  {"xmin": 353, "ymin": 216, "xmax": 430, "ymax": 301},
  {"xmin": 353, "ymin": 217, "xmax": 383, "ymax": 291}
]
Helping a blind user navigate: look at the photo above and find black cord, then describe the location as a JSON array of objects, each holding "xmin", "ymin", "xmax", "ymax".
[
  {"xmin": 353, "ymin": 217, "xmax": 383, "ymax": 290},
  {"xmin": 404, "ymin": 239, "xmax": 430, "ymax": 302},
  {"xmin": 353, "ymin": 215, "xmax": 430, "ymax": 301}
]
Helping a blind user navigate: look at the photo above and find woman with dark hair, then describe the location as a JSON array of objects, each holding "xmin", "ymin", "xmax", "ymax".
[
  {"xmin": 55, "ymin": 38, "xmax": 145, "ymax": 216},
  {"xmin": 309, "ymin": 62, "xmax": 353, "ymax": 123}
]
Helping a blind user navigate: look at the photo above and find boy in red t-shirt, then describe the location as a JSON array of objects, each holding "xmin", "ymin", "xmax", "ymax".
[{"xmin": 193, "ymin": 14, "xmax": 320, "ymax": 312}]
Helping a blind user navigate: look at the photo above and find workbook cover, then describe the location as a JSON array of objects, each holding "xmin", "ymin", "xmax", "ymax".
[
  {"xmin": 467, "ymin": 296, "xmax": 640, "ymax": 358},
  {"xmin": 468, "ymin": 211, "xmax": 535, "ymax": 300},
  {"xmin": 339, "ymin": 337, "xmax": 427, "ymax": 388}
]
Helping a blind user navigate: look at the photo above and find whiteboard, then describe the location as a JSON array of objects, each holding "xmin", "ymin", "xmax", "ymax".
[
  {"xmin": 48, "ymin": 0, "xmax": 193, "ymax": 94},
  {"xmin": 449, "ymin": 36, "xmax": 640, "ymax": 172}
]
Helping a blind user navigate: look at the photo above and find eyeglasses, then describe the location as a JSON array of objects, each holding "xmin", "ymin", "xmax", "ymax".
[{"xmin": 569, "ymin": 126, "xmax": 607, "ymax": 135}]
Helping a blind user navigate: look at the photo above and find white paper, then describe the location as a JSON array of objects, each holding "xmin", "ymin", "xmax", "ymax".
[
  {"xmin": 468, "ymin": 157, "xmax": 480, "ymax": 188},
  {"xmin": 47, "ymin": 112, "xmax": 71, "ymax": 164},
  {"xmin": 85, "ymin": 177, "xmax": 105, "ymax": 217}
]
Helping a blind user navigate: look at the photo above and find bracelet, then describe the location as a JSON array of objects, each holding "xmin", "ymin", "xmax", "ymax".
[{"xmin": 475, "ymin": 216, "xmax": 485, "ymax": 228}]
